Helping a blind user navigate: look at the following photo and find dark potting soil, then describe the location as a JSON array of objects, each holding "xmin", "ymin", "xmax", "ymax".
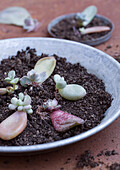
[
  {"xmin": 107, "ymin": 163, "xmax": 120, "ymax": 170},
  {"xmin": 51, "ymin": 16, "xmax": 112, "ymax": 42},
  {"xmin": 75, "ymin": 150, "xmax": 119, "ymax": 169},
  {"xmin": 0, "ymin": 47, "xmax": 112, "ymax": 146},
  {"xmin": 76, "ymin": 150, "xmax": 99, "ymax": 169}
]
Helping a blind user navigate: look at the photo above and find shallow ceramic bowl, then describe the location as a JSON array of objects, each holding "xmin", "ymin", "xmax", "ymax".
[
  {"xmin": 0, "ymin": 37, "xmax": 120, "ymax": 155},
  {"xmin": 48, "ymin": 14, "xmax": 114, "ymax": 46}
]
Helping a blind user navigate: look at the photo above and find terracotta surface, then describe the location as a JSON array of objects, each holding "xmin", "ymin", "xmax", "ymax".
[{"xmin": 0, "ymin": 0, "xmax": 120, "ymax": 169}]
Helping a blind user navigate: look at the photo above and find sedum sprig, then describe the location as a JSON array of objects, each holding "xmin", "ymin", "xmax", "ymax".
[
  {"xmin": 8, "ymin": 92, "xmax": 33, "ymax": 114},
  {"xmin": 0, "ymin": 70, "xmax": 19, "ymax": 95},
  {"xmin": 20, "ymin": 69, "xmax": 46, "ymax": 87}
]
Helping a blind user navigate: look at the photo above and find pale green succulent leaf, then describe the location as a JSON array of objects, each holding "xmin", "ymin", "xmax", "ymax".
[
  {"xmin": 76, "ymin": 6, "xmax": 97, "ymax": 26},
  {"xmin": 59, "ymin": 84, "xmax": 86, "ymax": 101},
  {"xmin": 79, "ymin": 27, "xmax": 85, "ymax": 34},
  {"xmin": 54, "ymin": 74, "xmax": 67, "ymax": 89},
  {"xmin": 8, "ymin": 104, "xmax": 17, "ymax": 110},
  {"xmin": 18, "ymin": 93, "xmax": 24, "ymax": 101},
  {"xmin": 20, "ymin": 76, "xmax": 31, "ymax": 87},
  {"xmin": 4, "ymin": 77, "xmax": 11, "ymax": 82},
  {"xmin": 8, "ymin": 70, "xmax": 15, "ymax": 79},
  {"xmin": 0, "ymin": 7, "xmax": 31, "ymax": 26},
  {"xmin": 27, "ymin": 109, "xmax": 33, "ymax": 114},
  {"xmin": 34, "ymin": 56, "xmax": 56, "ymax": 83},
  {"xmin": 24, "ymin": 95, "xmax": 31, "ymax": 105},
  {"xmin": 10, "ymin": 78, "xmax": 19, "ymax": 84},
  {"xmin": 81, "ymin": 6, "xmax": 97, "ymax": 26},
  {"xmin": 18, "ymin": 106, "xmax": 24, "ymax": 111},
  {"xmin": 11, "ymin": 97, "xmax": 18, "ymax": 105},
  {"xmin": 15, "ymin": 85, "xmax": 18, "ymax": 90}
]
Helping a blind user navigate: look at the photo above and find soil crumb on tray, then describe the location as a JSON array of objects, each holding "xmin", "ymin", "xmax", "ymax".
[
  {"xmin": 0, "ymin": 47, "xmax": 112, "ymax": 146},
  {"xmin": 51, "ymin": 16, "xmax": 112, "ymax": 42}
]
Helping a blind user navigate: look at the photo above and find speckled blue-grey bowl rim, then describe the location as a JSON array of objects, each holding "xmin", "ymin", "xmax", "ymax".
[
  {"xmin": 0, "ymin": 37, "xmax": 119, "ymax": 155},
  {"xmin": 48, "ymin": 14, "xmax": 114, "ymax": 46}
]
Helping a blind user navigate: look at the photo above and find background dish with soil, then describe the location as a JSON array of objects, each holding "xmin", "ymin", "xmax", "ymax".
[{"xmin": 48, "ymin": 14, "xmax": 114, "ymax": 46}]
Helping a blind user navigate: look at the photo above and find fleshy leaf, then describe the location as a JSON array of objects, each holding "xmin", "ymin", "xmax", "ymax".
[
  {"xmin": 76, "ymin": 6, "xmax": 97, "ymax": 26},
  {"xmin": 0, "ymin": 88, "xmax": 7, "ymax": 95},
  {"xmin": 4, "ymin": 77, "xmax": 11, "ymax": 82},
  {"xmin": 20, "ymin": 76, "xmax": 31, "ymax": 87},
  {"xmin": 0, "ymin": 7, "xmax": 31, "ymax": 26},
  {"xmin": 50, "ymin": 110, "xmax": 85, "ymax": 132},
  {"xmin": 54, "ymin": 74, "xmax": 67, "ymax": 89},
  {"xmin": 24, "ymin": 95, "xmax": 31, "ymax": 105},
  {"xmin": 10, "ymin": 78, "xmax": 19, "ymax": 84},
  {"xmin": 27, "ymin": 109, "xmax": 33, "ymax": 114},
  {"xmin": 11, "ymin": 97, "xmax": 18, "ymax": 105},
  {"xmin": 8, "ymin": 104, "xmax": 17, "ymax": 110},
  {"xmin": 59, "ymin": 84, "xmax": 86, "ymax": 101},
  {"xmin": 79, "ymin": 26, "xmax": 110, "ymax": 34},
  {"xmin": 19, "ymin": 93, "xmax": 24, "ymax": 101},
  {"xmin": 42, "ymin": 98, "xmax": 61, "ymax": 112},
  {"xmin": 34, "ymin": 56, "xmax": 56, "ymax": 83},
  {"xmin": 8, "ymin": 70, "xmax": 15, "ymax": 79},
  {"xmin": 23, "ymin": 17, "xmax": 40, "ymax": 32},
  {"xmin": 0, "ymin": 111, "xmax": 27, "ymax": 140}
]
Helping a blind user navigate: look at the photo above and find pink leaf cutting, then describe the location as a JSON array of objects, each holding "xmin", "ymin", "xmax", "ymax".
[
  {"xmin": 0, "ymin": 111, "xmax": 27, "ymax": 140},
  {"xmin": 50, "ymin": 110, "xmax": 85, "ymax": 132}
]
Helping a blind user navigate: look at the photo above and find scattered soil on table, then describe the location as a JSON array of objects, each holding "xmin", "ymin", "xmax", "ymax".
[
  {"xmin": 51, "ymin": 16, "xmax": 112, "ymax": 42},
  {"xmin": 75, "ymin": 150, "xmax": 119, "ymax": 169},
  {"xmin": 97, "ymin": 150, "xmax": 118, "ymax": 157},
  {"xmin": 0, "ymin": 47, "xmax": 112, "ymax": 146},
  {"xmin": 76, "ymin": 150, "xmax": 99, "ymax": 169},
  {"xmin": 106, "ymin": 163, "xmax": 120, "ymax": 170}
]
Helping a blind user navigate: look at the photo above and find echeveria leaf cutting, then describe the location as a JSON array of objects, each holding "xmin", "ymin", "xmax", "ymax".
[
  {"xmin": 76, "ymin": 6, "xmax": 97, "ymax": 26},
  {"xmin": 9, "ymin": 92, "xmax": 33, "ymax": 114},
  {"xmin": 54, "ymin": 74, "xmax": 86, "ymax": 101},
  {"xmin": 34, "ymin": 56, "xmax": 56, "ymax": 82},
  {"xmin": 38, "ymin": 98, "xmax": 61, "ymax": 112},
  {"xmin": 0, "ymin": 111, "xmax": 27, "ymax": 140},
  {"xmin": 0, "ymin": 7, "xmax": 40, "ymax": 32},
  {"xmin": 0, "ymin": 7, "xmax": 30, "ymax": 26},
  {"xmin": 79, "ymin": 26, "xmax": 110, "ymax": 35},
  {"xmin": 50, "ymin": 110, "xmax": 85, "ymax": 132},
  {"xmin": 20, "ymin": 69, "xmax": 46, "ymax": 87},
  {"xmin": 37, "ymin": 99, "xmax": 85, "ymax": 132},
  {"xmin": 23, "ymin": 17, "xmax": 40, "ymax": 32}
]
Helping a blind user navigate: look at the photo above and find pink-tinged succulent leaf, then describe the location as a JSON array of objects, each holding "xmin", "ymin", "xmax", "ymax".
[
  {"xmin": 0, "ymin": 111, "xmax": 27, "ymax": 140},
  {"xmin": 0, "ymin": 88, "xmax": 7, "ymax": 95},
  {"xmin": 23, "ymin": 17, "xmax": 40, "ymax": 32},
  {"xmin": 80, "ymin": 26, "xmax": 110, "ymax": 35},
  {"xmin": 50, "ymin": 110, "xmax": 85, "ymax": 132}
]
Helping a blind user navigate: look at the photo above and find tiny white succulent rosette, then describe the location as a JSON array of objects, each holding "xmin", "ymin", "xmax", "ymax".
[{"xmin": 9, "ymin": 93, "xmax": 33, "ymax": 114}]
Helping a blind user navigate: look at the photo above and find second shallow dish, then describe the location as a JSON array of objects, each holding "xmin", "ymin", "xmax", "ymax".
[{"xmin": 48, "ymin": 14, "xmax": 114, "ymax": 46}]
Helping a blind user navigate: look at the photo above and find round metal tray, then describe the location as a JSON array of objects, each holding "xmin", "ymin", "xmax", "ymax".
[{"xmin": 0, "ymin": 37, "xmax": 119, "ymax": 155}]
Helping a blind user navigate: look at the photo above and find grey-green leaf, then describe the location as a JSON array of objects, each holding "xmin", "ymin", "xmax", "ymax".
[
  {"xmin": 20, "ymin": 76, "xmax": 31, "ymax": 87},
  {"xmin": 8, "ymin": 70, "xmax": 15, "ymax": 79},
  {"xmin": 81, "ymin": 6, "xmax": 97, "ymax": 26},
  {"xmin": 59, "ymin": 84, "xmax": 86, "ymax": 101},
  {"xmin": 0, "ymin": 7, "xmax": 31, "ymax": 26},
  {"xmin": 10, "ymin": 78, "xmax": 19, "ymax": 84}
]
